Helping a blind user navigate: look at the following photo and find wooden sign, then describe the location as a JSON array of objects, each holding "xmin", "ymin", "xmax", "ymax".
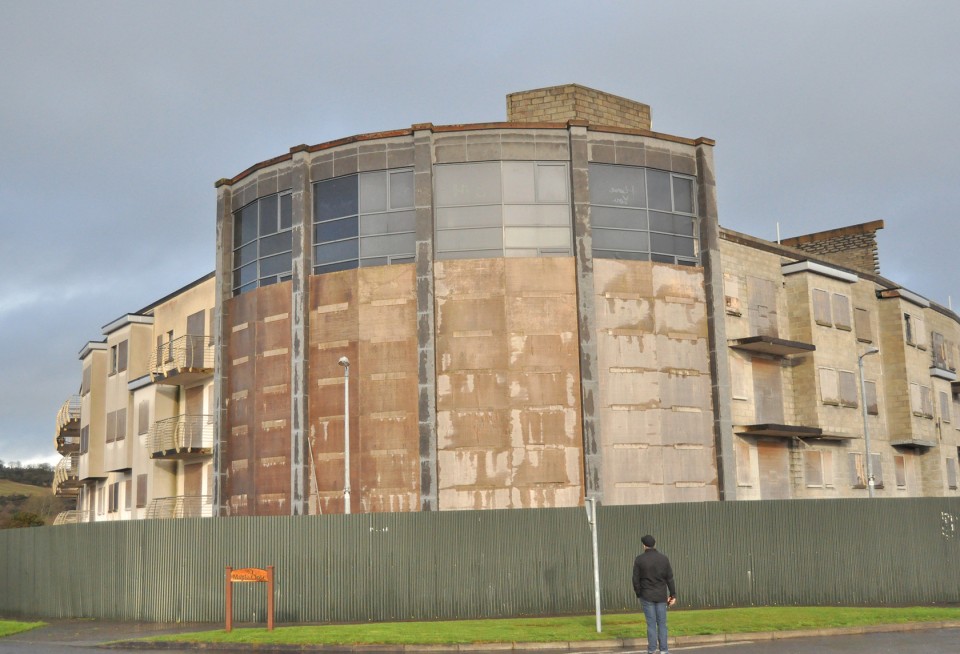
[{"xmin": 225, "ymin": 565, "xmax": 275, "ymax": 632}]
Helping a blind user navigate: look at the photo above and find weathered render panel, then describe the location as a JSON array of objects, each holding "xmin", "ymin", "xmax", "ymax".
[
  {"xmin": 308, "ymin": 266, "xmax": 420, "ymax": 514},
  {"xmin": 435, "ymin": 257, "xmax": 583, "ymax": 510},
  {"xmin": 594, "ymin": 260, "xmax": 717, "ymax": 504},
  {"xmin": 223, "ymin": 283, "xmax": 292, "ymax": 515}
]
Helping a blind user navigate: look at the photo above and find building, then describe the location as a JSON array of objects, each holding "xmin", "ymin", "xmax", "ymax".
[{"xmin": 52, "ymin": 84, "xmax": 960, "ymax": 522}]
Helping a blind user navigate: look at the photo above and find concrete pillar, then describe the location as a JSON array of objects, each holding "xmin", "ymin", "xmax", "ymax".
[
  {"xmin": 568, "ymin": 121, "xmax": 603, "ymax": 503},
  {"xmin": 213, "ymin": 181, "xmax": 234, "ymax": 517},
  {"xmin": 696, "ymin": 141, "xmax": 737, "ymax": 500},
  {"xmin": 413, "ymin": 125, "xmax": 438, "ymax": 511},
  {"xmin": 289, "ymin": 148, "xmax": 312, "ymax": 515}
]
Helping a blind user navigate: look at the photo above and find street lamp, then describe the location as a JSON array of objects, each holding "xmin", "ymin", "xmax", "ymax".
[
  {"xmin": 338, "ymin": 356, "xmax": 351, "ymax": 514},
  {"xmin": 858, "ymin": 347, "xmax": 880, "ymax": 497}
]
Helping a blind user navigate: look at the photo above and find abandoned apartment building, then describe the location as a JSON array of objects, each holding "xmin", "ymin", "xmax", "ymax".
[{"xmin": 51, "ymin": 84, "xmax": 960, "ymax": 523}]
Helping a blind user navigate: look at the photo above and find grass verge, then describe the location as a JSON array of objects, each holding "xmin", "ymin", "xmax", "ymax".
[
  {"xmin": 0, "ymin": 620, "xmax": 45, "ymax": 638},
  {"xmin": 148, "ymin": 606, "xmax": 960, "ymax": 645}
]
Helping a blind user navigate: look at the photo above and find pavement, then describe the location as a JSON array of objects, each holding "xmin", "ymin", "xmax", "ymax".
[{"xmin": 2, "ymin": 618, "xmax": 960, "ymax": 652}]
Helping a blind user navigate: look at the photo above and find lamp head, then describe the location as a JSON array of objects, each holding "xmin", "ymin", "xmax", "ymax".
[{"xmin": 337, "ymin": 356, "xmax": 350, "ymax": 368}]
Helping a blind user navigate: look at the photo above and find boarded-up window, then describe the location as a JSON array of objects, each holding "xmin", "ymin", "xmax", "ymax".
[
  {"xmin": 108, "ymin": 482, "xmax": 119, "ymax": 513},
  {"xmin": 747, "ymin": 276, "xmax": 778, "ymax": 337},
  {"xmin": 819, "ymin": 368, "xmax": 839, "ymax": 405},
  {"xmin": 854, "ymin": 307, "xmax": 873, "ymax": 343},
  {"xmin": 81, "ymin": 366, "xmax": 92, "ymax": 396},
  {"xmin": 904, "ymin": 313, "xmax": 915, "ymax": 345},
  {"xmin": 138, "ymin": 400, "xmax": 150, "ymax": 435},
  {"xmin": 940, "ymin": 391, "xmax": 951, "ymax": 423},
  {"xmin": 871, "ymin": 453, "xmax": 884, "ymax": 488},
  {"xmin": 80, "ymin": 425, "xmax": 89, "ymax": 454},
  {"xmin": 920, "ymin": 385, "xmax": 934, "ymax": 418},
  {"xmin": 136, "ymin": 474, "xmax": 148, "ymax": 508},
  {"xmin": 915, "ymin": 315, "xmax": 927, "ymax": 349},
  {"xmin": 864, "ymin": 380, "xmax": 879, "ymax": 416},
  {"xmin": 106, "ymin": 409, "xmax": 116, "ymax": 443},
  {"xmin": 839, "ymin": 370, "xmax": 858, "ymax": 408},
  {"xmin": 117, "ymin": 340, "xmax": 128, "ymax": 373},
  {"xmin": 736, "ymin": 440, "xmax": 752, "ymax": 486},
  {"xmin": 894, "ymin": 455, "xmax": 906, "ymax": 488},
  {"xmin": 723, "ymin": 273, "xmax": 741, "ymax": 316},
  {"xmin": 812, "ymin": 289, "xmax": 832, "ymax": 326},
  {"xmin": 955, "ymin": 396, "xmax": 960, "ymax": 431},
  {"xmin": 947, "ymin": 459, "xmax": 958, "ymax": 490},
  {"xmin": 932, "ymin": 332, "xmax": 948, "ymax": 370},
  {"xmin": 116, "ymin": 407, "xmax": 126, "ymax": 441},
  {"xmin": 730, "ymin": 354, "xmax": 750, "ymax": 400},
  {"xmin": 849, "ymin": 452, "xmax": 866, "ymax": 488},
  {"xmin": 804, "ymin": 450, "xmax": 824, "ymax": 487},
  {"xmin": 752, "ymin": 359, "xmax": 784, "ymax": 423},
  {"xmin": 109, "ymin": 345, "xmax": 118, "ymax": 375},
  {"xmin": 832, "ymin": 294, "xmax": 851, "ymax": 330},
  {"xmin": 124, "ymin": 479, "xmax": 132, "ymax": 510},
  {"xmin": 910, "ymin": 383, "xmax": 926, "ymax": 417},
  {"xmin": 822, "ymin": 450, "xmax": 834, "ymax": 486}
]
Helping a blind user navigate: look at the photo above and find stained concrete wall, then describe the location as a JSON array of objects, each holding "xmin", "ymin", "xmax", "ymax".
[
  {"xmin": 307, "ymin": 266, "xmax": 420, "ymax": 514},
  {"xmin": 594, "ymin": 260, "xmax": 717, "ymax": 504},
  {"xmin": 434, "ymin": 257, "xmax": 583, "ymax": 510}
]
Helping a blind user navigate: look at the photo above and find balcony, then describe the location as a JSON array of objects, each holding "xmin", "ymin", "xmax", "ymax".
[
  {"xmin": 145, "ymin": 495, "xmax": 213, "ymax": 519},
  {"xmin": 53, "ymin": 509, "xmax": 92, "ymax": 525},
  {"xmin": 150, "ymin": 335, "xmax": 213, "ymax": 385},
  {"xmin": 53, "ymin": 454, "xmax": 81, "ymax": 496},
  {"xmin": 55, "ymin": 396, "xmax": 81, "ymax": 454},
  {"xmin": 729, "ymin": 336, "xmax": 816, "ymax": 357},
  {"xmin": 149, "ymin": 414, "xmax": 214, "ymax": 460}
]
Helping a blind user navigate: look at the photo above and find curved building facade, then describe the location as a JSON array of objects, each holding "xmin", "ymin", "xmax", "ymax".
[{"xmin": 213, "ymin": 85, "xmax": 723, "ymax": 515}]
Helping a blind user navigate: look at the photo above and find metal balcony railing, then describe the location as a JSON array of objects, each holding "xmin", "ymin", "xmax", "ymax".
[
  {"xmin": 145, "ymin": 495, "xmax": 213, "ymax": 519},
  {"xmin": 148, "ymin": 414, "xmax": 214, "ymax": 458},
  {"xmin": 53, "ymin": 454, "xmax": 80, "ymax": 494},
  {"xmin": 53, "ymin": 509, "xmax": 92, "ymax": 525},
  {"xmin": 149, "ymin": 334, "xmax": 213, "ymax": 383},
  {"xmin": 56, "ymin": 396, "xmax": 81, "ymax": 433}
]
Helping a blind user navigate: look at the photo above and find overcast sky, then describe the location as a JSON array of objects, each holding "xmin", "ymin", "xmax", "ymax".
[{"xmin": 1, "ymin": 0, "xmax": 958, "ymax": 465}]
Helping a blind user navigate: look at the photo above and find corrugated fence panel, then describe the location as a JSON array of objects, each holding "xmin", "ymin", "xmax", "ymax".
[{"xmin": 2, "ymin": 498, "xmax": 959, "ymax": 622}]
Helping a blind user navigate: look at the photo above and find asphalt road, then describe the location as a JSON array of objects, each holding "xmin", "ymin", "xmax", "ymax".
[{"xmin": 1, "ymin": 623, "xmax": 958, "ymax": 654}]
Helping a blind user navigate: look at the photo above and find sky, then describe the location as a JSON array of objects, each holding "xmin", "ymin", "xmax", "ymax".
[{"xmin": 1, "ymin": 0, "xmax": 958, "ymax": 465}]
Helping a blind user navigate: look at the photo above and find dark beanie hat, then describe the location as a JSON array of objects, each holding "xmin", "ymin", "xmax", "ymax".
[{"xmin": 641, "ymin": 534, "xmax": 656, "ymax": 547}]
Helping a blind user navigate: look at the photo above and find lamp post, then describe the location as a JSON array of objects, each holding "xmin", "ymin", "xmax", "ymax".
[
  {"xmin": 338, "ymin": 356, "xmax": 351, "ymax": 514},
  {"xmin": 858, "ymin": 347, "xmax": 880, "ymax": 498}
]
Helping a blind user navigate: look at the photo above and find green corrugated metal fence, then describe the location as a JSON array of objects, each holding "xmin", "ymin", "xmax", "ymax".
[{"xmin": 2, "ymin": 498, "xmax": 959, "ymax": 622}]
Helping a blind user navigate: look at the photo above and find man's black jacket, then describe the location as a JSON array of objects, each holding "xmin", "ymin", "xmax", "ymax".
[{"xmin": 632, "ymin": 548, "xmax": 676, "ymax": 602}]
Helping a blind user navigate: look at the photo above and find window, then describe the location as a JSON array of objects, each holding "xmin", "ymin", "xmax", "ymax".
[
  {"xmin": 589, "ymin": 164, "xmax": 698, "ymax": 265},
  {"xmin": 871, "ymin": 453, "xmax": 884, "ymax": 488},
  {"xmin": 109, "ymin": 345, "xmax": 118, "ymax": 375},
  {"xmin": 81, "ymin": 366, "xmax": 92, "ymax": 395},
  {"xmin": 894, "ymin": 455, "xmax": 906, "ymax": 488},
  {"xmin": 947, "ymin": 458, "xmax": 958, "ymax": 490},
  {"xmin": 115, "ymin": 408, "xmax": 126, "ymax": 442},
  {"xmin": 117, "ymin": 340, "xmax": 128, "ymax": 373},
  {"xmin": 812, "ymin": 289, "xmax": 832, "ymax": 326},
  {"xmin": 864, "ymin": 380, "xmax": 879, "ymax": 416},
  {"xmin": 232, "ymin": 191, "xmax": 293, "ymax": 295},
  {"xmin": 138, "ymin": 400, "xmax": 150, "ymax": 436},
  {"xmin": 314, "ymin": 169, "xmax": 416, "ymax": 274},
  {"xmin": 434, "ymin": 162, "xmax": 572, "ymax": 261},
  {"xmin": 940, "ymin": 391, "xmax": 951, "ymax": 423},
  {"xmin": 730, "ymin": 354, "xmax": 750, "ymax": 400},
  {"xmin": 932, "ymin": 332, "xmax": 949, "ymax": 370},
  {"xmin": 80, "ymin": 425, "xmax": 89, "ymax": 454},
  {"xmin": 838, "ymin": 370, "xmax": 858, "ymax": 408},
  {"xmin": 106, "ymin": 410, "xmax": 116, "ymax": 443},
  {"xmin": 849, "ymin": 452, "xmax": 866, "ymax": 488},
  {"xmin": 735, "ymin": 440, "xmax": 752, "ymax": 486},
  {"xmin": 166, "ymin": 331, "xmax": 174, "ymax": 363},
  {"xmin": 136, "ymin": 474, "xmax": 148, "ymax": 509},
  {"xmin": 854, "ymin": 307, "xmax": 873, "ymax": 343},
  {"xmin": 910, "ymin": 383, "xmax": 934, "ymax": 418},
  {"xmin": 904, "ymin": 313, "xmax": 914, "ymax": 345},
  {"xmin": 819, "ymin": 368, "xmax": 839, "ymax": 405},
  {"xmin": 108, "ymin": 482, "xmax": 119, "ymax": 513},
  {"xmin": 831, "ymin": 294, "xmax": 851, "ymax": 330},
  {"xmin": 804, "ymin": 450, "xmax": 833, "ymax": 487},
  {"xmin": 723, "ymin": 273, "xmax": 741, "ymax": 316},
  {"xmin": 124, "ymin": 479, "xmax": 132, "ymax": 510},
  {"xmin": 904, "ymin": 313, "xmax": 927, "ymax": 349}
]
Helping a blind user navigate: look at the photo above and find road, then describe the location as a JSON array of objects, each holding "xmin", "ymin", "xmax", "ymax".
[{"xmin": 1, "ymin": 624, "xmax": 958, "ymax": 653}]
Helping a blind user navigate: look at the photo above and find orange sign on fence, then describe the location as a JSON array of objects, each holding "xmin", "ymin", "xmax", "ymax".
[{"xmin": 225, "ymin": 565, "xmax": 275, "ymax": 632}]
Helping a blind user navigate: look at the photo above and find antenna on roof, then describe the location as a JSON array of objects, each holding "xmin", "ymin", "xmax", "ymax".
[{"xmin": 776, "ymin": 222, "xmax": 781, "ymax": 244}]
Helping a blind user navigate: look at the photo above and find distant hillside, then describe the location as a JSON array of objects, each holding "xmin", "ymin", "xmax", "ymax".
[
  {"xmin": 0, "ymin": 477, "xmax": 68, "ymax": 528},
  {"xmin": 0, "ymin": 461, "xmax": 54, "ymax": 487}
]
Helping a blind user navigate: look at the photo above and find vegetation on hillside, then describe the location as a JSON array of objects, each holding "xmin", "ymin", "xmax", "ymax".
[{"xmin": 0, "ymin": 462, "xmax": 69, "ymax": 529}]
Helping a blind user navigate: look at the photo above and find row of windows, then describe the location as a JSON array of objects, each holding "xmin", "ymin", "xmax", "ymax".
[
  {"xmin": 232, "ymin": 163, "xmax": 701, "ymax": 295},
  {"xmin": 818, "ymin": 367, "xmax": 878, "ymax": 413}
]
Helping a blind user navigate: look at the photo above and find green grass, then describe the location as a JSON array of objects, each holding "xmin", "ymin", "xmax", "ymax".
[
  {"xmin": 148, "ymin": 606, "xmax": 960, "ymax": 645},
  {"xmin": 0, "ymin": 480, "xmax": 49, "ymax": 497},
  {"xmin": 0, "ymin": 620, "xmax": 45, "ymax": 638}
]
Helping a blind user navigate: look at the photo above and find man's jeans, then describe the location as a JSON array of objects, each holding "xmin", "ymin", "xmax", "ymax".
[{"xmin": 640, "ymin": 599, "xmax": 668, "ymax": 654}]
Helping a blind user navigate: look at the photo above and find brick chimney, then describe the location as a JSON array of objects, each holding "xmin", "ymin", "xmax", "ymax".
[
  {"xmin": 780, "ymin": 220, "xmax": 884, "ymax": 275},
  {"xmin": 507, "ymin": 84, "xmax": 651, "ymax": 130}
]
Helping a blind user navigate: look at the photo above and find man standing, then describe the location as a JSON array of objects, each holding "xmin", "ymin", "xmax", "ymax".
[{"xmin": 632, "ymin": 534, "xmax": 676, "ymax": 654}]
